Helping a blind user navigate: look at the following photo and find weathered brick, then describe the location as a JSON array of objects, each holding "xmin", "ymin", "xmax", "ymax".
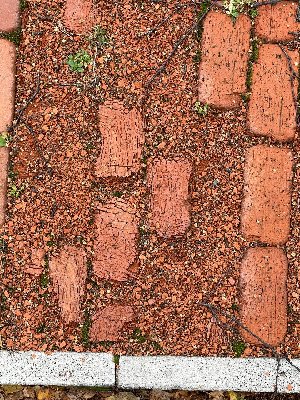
[
  {"xmin": 0, "ymin": 0, "xmax": 19, "ymax": 32},
  {"xmin": 241, "ymin": 145, "xmax": 293, "ymax": 245},
  {"xmin": 148, "ymin": 158, "xmax": 191, "ymax": 238},
  {"xmin": 199, "ymin": 10, "xmax": 251, "ymax": 109},
  {"xmin": 0, "ymin": 39, "xmax": 16, "ymax": 132},
  {"xmin": 90, "ymin": 305, "xmax": 134, "ymax": 342},
  {"xmin": 63, "ymin": 0, "xmax": 94, "ymax": 33},
  {"xmin": 49, "ymin": 246, "xmax": 87, "ymax": 323},
  {"xmin": 93, "ymin": 199, "xmax": 138, "ymax": 281},
  {"xmin": 0, "ymin": 147, "xmax": 8, "ymax": 227},
  {"xmin": 240, "ymin": 247, "xmax": 287, "ymax": 346},
  {"xmin": 96, "ymin": 101, "xmax": 144, "ymax": 177},
  {"xmin": 255, "ymin": 1, "xmax": 300, "ymax": 42},
  {"xmin": 248, "ymin": 44, "xmax": 298, "ymax": 142}
]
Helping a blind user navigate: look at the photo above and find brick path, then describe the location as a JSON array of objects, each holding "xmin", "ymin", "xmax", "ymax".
[{"xmin": 1, "ymin": 0, "xmax": 299, "ymax": 348}]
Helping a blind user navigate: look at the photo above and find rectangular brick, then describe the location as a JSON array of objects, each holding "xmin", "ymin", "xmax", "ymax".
[
  {"xmin": 241, "ymin": 145, "xmax": 293, "ymax": 245},
  {"xmin": 0, "ymin": 39, "xmax": 16, "ymax": 132},
  {"xmin": 240, "ymin": 247, "xmax": 287, "ymax": 347},
  {"xmin": 147, "ymin": 158, "xmax": 191, "ymax": 238},
  {"xmin": 199, "ymin": 10, "xmax": 251, "ymax": 109},
  {"xmin": 96, "ymin": 100, "xmax": 144, "ymax": 177},
  {"xmin": 248, "ymin": 44, "xmax": 298, "ymax": 141},
  {"xmin": 0, "ymin": 0, "xmax": 19, "ymax": 32},
  {"xmin": 255, "ymin": 1, "xmax": 300, "ymax": 43}
]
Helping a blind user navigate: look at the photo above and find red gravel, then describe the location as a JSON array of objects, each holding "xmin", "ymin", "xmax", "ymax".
[{"xmin": 1, "ymin": 0, "xmax": 300, "ymax": 359}]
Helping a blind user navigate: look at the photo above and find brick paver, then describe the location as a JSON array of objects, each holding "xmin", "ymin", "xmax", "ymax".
[
  {"xmin": 0, "ymin": 0, "xmax": 19, "ymax": 32},
  {"xmin": 148, "ymin": 158, "xmax": 191, "ymax": 237},
  {"xmin": 0, "ymin": 147, "xmax": 8, "ymax": 227},
  {"xmin": 240, "ymin": 247, "xmax": 287, "ymax": 346},
  {"xmin": 63, "ymin": 0, "xmax": 94, "ymax": 33},
  {"xmin": 0, "ymin": 39, "xmax": 16, "ymax": 132},
  {"xmin": 248, "ymin": 44, "xmax": 298, "ymax": 142},
  {"xmin": 96, "ymin": 101, "xmax": 144, "ymax": 178},
  {"xmin": 199, "ymin": 10, "xmax": 251, "ymax": 109},
  {"xmin": 49, "ymin": 246, "xmax": 87, "ymax": 323},
  {"xmin": 241, "ymin": 145, "xmax": 293, "ymax": 245},
  {"xmin": 255, "ymin": 1, "xmax": 300, "ymax": 42},
  {"xmin": 93, "ymin": 199, "xmax": 138, "ymax": 281},
  {"xmin": 90, "ymin": 305, "xmax": 134, "ymax": 342}
]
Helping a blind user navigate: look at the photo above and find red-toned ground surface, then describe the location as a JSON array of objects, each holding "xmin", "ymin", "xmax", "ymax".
[{"xmin": 1, "ymin": 0, "xmax": 300, "ymax": 360}]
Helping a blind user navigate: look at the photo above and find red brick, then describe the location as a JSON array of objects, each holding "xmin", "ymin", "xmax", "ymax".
[
  {"xmin": 96, "ymin": 100, "xmax": 144, "ymax": 177},
  {"xmin": 49, "ymin": 246, "xmax": 87, "ymax": 323},
  {"xmin": 255, "ymin": 1, "xmax": 300, "ymax": 42},
  {"xmin": 93, "ymin": 199, "xmax": 138, "ymax": 281},
  {"xmin": 0, "ymin": 39, "xmax": 16, "ymax": 132},
  {"xmin": 248, "ymin": 44, "xmax": 298, "ymax": 142},
  {"xmin": 148, "ymin": 158, "xmax": 191, "ymax": 237},
  {"xmin": 240, "ymin": 247, "xmax": 287, "ymax": 346},
  {"xmin": 0, "ymin": 147, "xmax": 8, "ymax": 227},
  {"xmin": 63, "ymin": 0, "xmax": 94, "ymax": 33},
  {"xmin": 0, "ymin": 0, "xmax": 19, "ymax": 32},
  {"xmin": 90, "ymin": 305, "xmax": 134, "ymax": 342},
  {"xmin": 241, "ymin": 145, "xmax": 293, "ymax": 245},
  {"xmin": 199, "ymin": 11, "xmax": 251, "ymax": 109}
]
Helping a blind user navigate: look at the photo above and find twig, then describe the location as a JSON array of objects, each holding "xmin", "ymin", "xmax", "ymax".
[
  {"xmin": 251, "ymin": 0, "xmax": 283, "ymax": 7},
  {"xmin": 14, "ymin": 73, "xmax": 41, "ymax": 127}
]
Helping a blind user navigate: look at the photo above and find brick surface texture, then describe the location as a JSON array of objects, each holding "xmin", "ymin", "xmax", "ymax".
[
  {"xmin": 255, "ymin": 1, "xmax": 300, "ymax": 42},
  {"xmin": 240, "ymin": 247, "xmax": 287, "ymax": 346},
  {"xmin": 199, "ymin": 10, "xmax": 251, "ymax": 109},
  {"xmin": 0, "ymin": 39, "xmax": 16, "ymax": 132},
  {"xmin": 64, "ymin": 0, "xmax": 94, "ymax": 33},
  {"xmin": 248, "ymin": 44, "xmax": 298, "ymax": 142},
  {"xmin": 50, "ymin": 246, "xmax": 87, "ymax": 324},
  {"xmin": 0, "ymin": 148, "xmax": 8, "ymax": 227},
  {"xmin": 0, "ymin": 0, "xmax": 19, "ymax": 32},
  {"xmin": 148, "ymin": 158, "xmax": 191, "ymax": 238},
  {"xmin": 90, "ymin": 305, "xmax": 134, "ymax": 342},
  {"xmin": 93, "ymin": 199, "xmax": 138, "ymax": 281},
  {"xmin": 96, "ymin": 101, "xmax": 144, "ymax": 178},
  {"xmin": 241, "ymin": 145, "xmax": 293, "ymax": 245}
]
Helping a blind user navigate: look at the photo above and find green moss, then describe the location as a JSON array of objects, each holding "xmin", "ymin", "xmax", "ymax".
[
  {"xmin": 113, "ymin": 354, "xmax": 120, "ymax": 365},
  {"xmin": 20, "ymin": 0, "xmax": 28, "ymax": 11},
  {"xmin": 232, "ymin": 340, "xmax": 246, "ymax": 357},
  {"xmin": 82, "ymin": 310, "xmax": 91, "ymax": 346},
  {"xmin": 0, "ymin": 28, "xmax": 22, "ymax": 46}
]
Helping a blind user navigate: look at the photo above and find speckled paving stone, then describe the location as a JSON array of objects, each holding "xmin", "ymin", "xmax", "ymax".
[
  {"xmin": 248, "ymin": 44, "xmax": 298, "ymax": 142},
  {"xmin": 241, "ymin": 145, "xmax": 293, "ymax": 245},
  {"xmin": 148, "ymin": 158, "xmax": 191, "ymax": 238},
  {"xmin": 90, "ymin": 305, "xmax": 134, "ymax": 342},
  {"xmin": 93, "ymin": 199, "xmax": 138, "ymax": 281},
  {"xmin": 0, "ymin": 147, "xmax": 8, "ymax": 227},
  {"xmin": 198, "ymin": 10, "xmax": 251, "ymax": 109},
  {"xmin": 49, "ymin": 246, "xmax": 87, "ymax": 324},
  {"xmin": 0, "ymin": 39, "xmax": 16, "ymax": 132},
  {"xmin": 255, "ymin": 1, "xmax": 300, "ymax": 42},
  {"xmin": 96, "ymin": 101, "xmax": 144, "ymax": 178},
  {"xmin": 63, "ymin": 0, "xmax": 94, "ymax": 33},
  {"xmin": 240, "ymin": 247, "xmax": 287, "ymax": 346},
  {"xmin": 0, "ymin": 0, "xmax": 19, "ymax": 32}
]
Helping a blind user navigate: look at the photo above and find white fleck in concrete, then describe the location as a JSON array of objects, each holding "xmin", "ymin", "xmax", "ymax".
[
  {"xmin": 118, "ymin": 356, "xmax": 277, "ymax": 392},
  {"xmin": 277, "ymin": 358, "xmax": 300, "ymax": 393},
  {"xmin": 0, "ymin": 351, "xmax": 115, "ymax": 387}
]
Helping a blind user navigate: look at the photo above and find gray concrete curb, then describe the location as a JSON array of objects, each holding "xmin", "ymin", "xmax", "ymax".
[{"xmin": 1, "ymin": 351, "xmax": 300, "ymax": 393}]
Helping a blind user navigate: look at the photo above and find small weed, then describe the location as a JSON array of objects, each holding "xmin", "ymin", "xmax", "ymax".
[
  {"xmin": 36, "ymin": 323, "xmax": 46, "ymax": 333},
  {"xmin": 99, "ymin": 340, "xmax": 114, "ymax": 348},
  {"xmin": 0, "ymin": 28, "xmax": 22, "ymax": 46},
  {"xmin": 90, "ymin": 26, "xmax": 110, "ymax": 47},
  {"xmin": 132, "ymin": 328, "xmax": 146, "ymax": 343},
  {"xmin": 231, "ymin": 303, "xmax": 239, "ymax": 311},
  {"xmin": 113, "ymin": 354, "xmax": 120, "ymax": 365},
  {"xmin": 8, "ymin": 184, "xmax": 25, "ymax": 198},
  {"xmin": 193, "ymin": 50, "xmax": 201, "ymax": 64},
  {"xmin": 82, "ymin": 310, "xmax": 91, "ymax": 346},
  {"xmin": 151, "ymin": 341, "xmax": 162, "ymax": 350},
  {"xmin": 67, "ymin": 50, "xmax": 92, "ymax": 73},
  {"xmin": 232, "ymin": 340, "xmax": 246, "ymax": 357},
  {"xmin": 20, "ymin": 0, "xmax": 28, "ymax": 11},
  {"xmin": 112, "ymin": 191, "xmax": 123, "ymax": 198},
  {"xmin": 246, "ymin": 38, "xmax": 259, "ymax": 93},
  {"xmin": 223, "ymin": 0, "xmax": 254, "ymax": 18},
  {"xmin": 40, "ymin": 273, "xmax": 49, "ymax": 289},
  {"xmin": 0, "ymin": 132, "xmax": 8, "ymax": 147},
  {"xmin": 194, "ymin": 101, "xmax": 209, "ymax": 116},
  {"xmin": 248, "ymin": 7, "xmax": 258, "ymax": 18}
]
